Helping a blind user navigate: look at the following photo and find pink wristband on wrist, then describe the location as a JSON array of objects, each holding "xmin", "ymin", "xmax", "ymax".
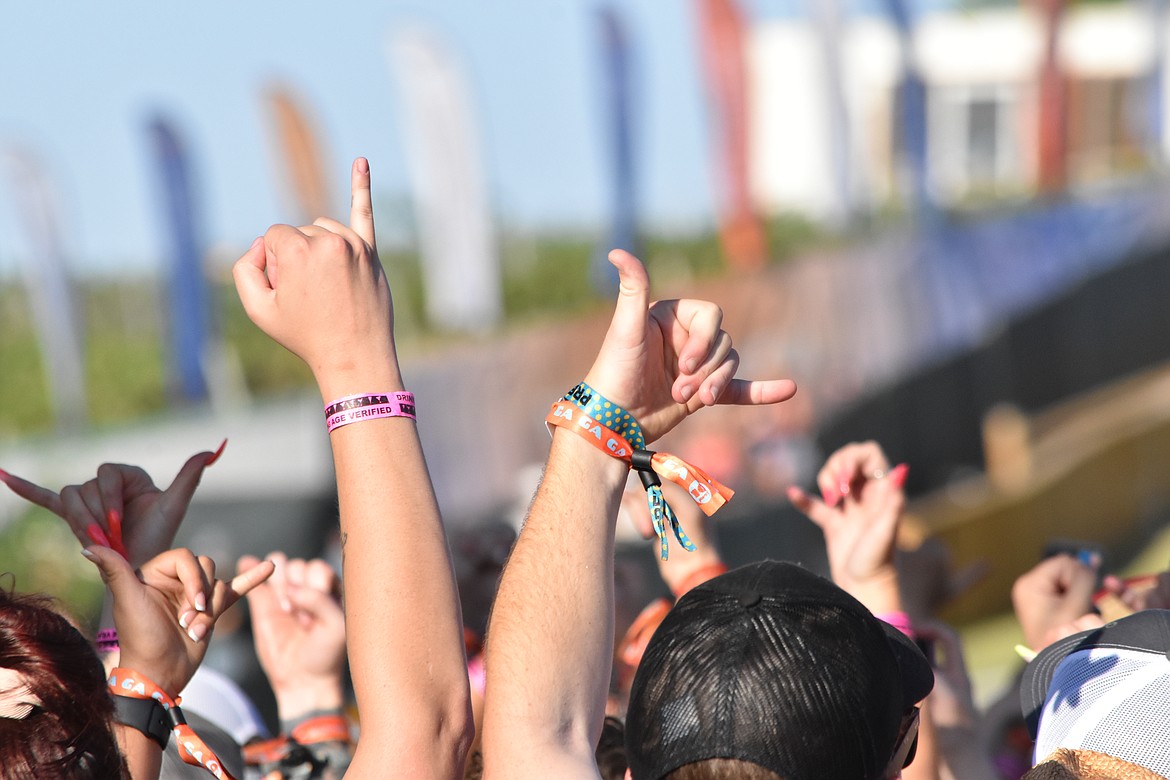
[
  {"xmin": 875, "ymin": 611, "xmax": 915, "ymax": 639},
  {"xmin": 96, "ymin": 628, "xmax": 119, "ymax": 651},
  {"xmin": 324, "ymin": 392, "xmax": 416, "ymax": 433}
]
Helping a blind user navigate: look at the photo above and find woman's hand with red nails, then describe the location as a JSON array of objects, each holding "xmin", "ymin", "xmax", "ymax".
[
  {"xmin": 0, "ymin": 445, "xmax": 225, "ymax": 568},
  {"xmin": 788, "ymin": 441, "xmax": 909, "ymax": 613}
]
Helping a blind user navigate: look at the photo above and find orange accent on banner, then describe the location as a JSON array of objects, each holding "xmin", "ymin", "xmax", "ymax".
[
  {"xmin": 264, "ymin": 85, "xmax": 331, "ymax": 223},
  {"xmin": 698, "ymin": 0, "xmax": 767, "ymax": 270}
]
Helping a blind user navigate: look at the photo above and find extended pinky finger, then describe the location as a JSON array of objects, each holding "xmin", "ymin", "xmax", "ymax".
[
  {"xmin": 224, "ymin": 559, "xmax": 277, "ymax": 607},
  {"xmin": 717, "ymin": 377, "xmax": 798, "ymax": 406}
]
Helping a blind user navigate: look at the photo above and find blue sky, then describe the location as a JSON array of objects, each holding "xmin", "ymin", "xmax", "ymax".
[{"xmin": 0, "ymin": 0, "xmax": 924, "ymax": 275}]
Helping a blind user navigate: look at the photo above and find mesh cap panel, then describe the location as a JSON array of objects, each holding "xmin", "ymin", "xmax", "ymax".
[{"xmin": 1034, "ymin": 648, "xmax": 1170, "ymax": 776}]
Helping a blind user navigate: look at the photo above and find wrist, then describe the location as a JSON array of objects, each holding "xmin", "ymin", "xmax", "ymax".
[
  {"xmin": 274, "ymin": 678, "xmax": 346, "ymax": 723},
  {"xmin": 664, "ymin": 555, "xmax": 726, "ymax": 597},
  {"xmin": 837, "ymin": 567, "xmax": 902, "ymax": 615},
  {"xmin": 116, "ymin": 654, "xmax": 186, "ymax": 699},
  {"xmin": 314, "ymin": 360, "xmax": 404, "ymax": 402},
  {"xmin": 550, "ymin": 427, "xmax": 630, "ymax": 489}
]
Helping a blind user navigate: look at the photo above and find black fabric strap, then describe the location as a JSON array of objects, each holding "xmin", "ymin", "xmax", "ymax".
[{"xmin": 112, "ymin": 694, "xmax": 171, "ymax": 749}]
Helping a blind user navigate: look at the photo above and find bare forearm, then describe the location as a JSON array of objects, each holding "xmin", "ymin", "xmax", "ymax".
[
  {"xmin": 484, "ymin": 430, "xmax": 626, "ymax": 772},
  {"xmin": 321, "ymin": 367, "xmax": 472, "ymax": 773},
  {"xmin": 116, "ymin": 725, "xmax": 161, "ymax": 780}
]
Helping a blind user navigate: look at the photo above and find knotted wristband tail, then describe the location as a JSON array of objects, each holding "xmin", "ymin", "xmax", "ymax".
[{"xmin": 545, "ymin": 382, "xmax": 733, "ymax": 559}]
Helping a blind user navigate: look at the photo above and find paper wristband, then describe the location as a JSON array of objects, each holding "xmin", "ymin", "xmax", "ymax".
[
  {"xmin": 108, "ymin": 667, "xmax": 236, "ymax": 780},
  {"xmin": 875, "ymin": 611, "xmax": 916, "ymax": 639},
  {"xmin": 324, "ymin": 392, "xmax": 416, "ymax": 433}
]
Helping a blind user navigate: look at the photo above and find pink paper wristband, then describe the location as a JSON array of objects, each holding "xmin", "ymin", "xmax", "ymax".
[
  {"xmin": 875, "ymin": 611, "xmax": 915, "ymax": 639},
  {"xmin": 325, "ymin": 392, "xmax": 416, "ymax": 433}
]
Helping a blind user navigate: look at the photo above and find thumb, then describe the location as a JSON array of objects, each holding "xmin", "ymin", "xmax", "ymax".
[
  {"xmin": 233, "ymin": 237, "xmax": 275, "ymax": 326},
  {"xmin": 605, "ymin": 250, "xmax": 651, "ymax": 344},
  {"xmin": 82, "ymin": 545, "xmax": 137, "ymax": 592},
  {"xmin": 158, "ymin": 444, "xmax": 223, "ymax": 517}
]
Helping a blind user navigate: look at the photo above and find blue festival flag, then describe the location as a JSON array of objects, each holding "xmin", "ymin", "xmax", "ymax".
[
  {"xmin": 146, "ymin": 116, "xmax": 209, "ymax": 402},
  {"xmin": 595, "ymin": 6, "xmax": 638, "ymax": 293}
]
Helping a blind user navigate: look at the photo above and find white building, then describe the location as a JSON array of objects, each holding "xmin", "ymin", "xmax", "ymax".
[{"xmin": 749, "ymin": 3, "xmax": 1167, "ymax": 220}]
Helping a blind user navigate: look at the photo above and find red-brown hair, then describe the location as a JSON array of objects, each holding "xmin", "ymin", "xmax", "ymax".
[{"xmin": 0, "ymin": 587, "xmax": 126, "ymax": 778}]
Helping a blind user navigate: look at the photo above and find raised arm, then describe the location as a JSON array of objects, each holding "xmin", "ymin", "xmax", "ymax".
[
  {"xmin": 482, "ymin": 250, "xmax": 794, "ymax": 776},
  {"xmin": 233, "ymin": 158, "xmax": 471, "ymax": 777}
]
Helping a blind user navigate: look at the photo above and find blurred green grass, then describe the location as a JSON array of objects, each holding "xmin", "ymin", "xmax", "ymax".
[{"xmin": 0, "ymin": 218, "xmax": 821, "ymax": 439}]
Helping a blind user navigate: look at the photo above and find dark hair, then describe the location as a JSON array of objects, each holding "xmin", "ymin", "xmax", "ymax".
[
  {"xmin": 596, "ymin": 716, "xmax": 629, "ymax": 780},
  {"xmin": 0, "ymin": 588, "xmax": 126, "ymax": 778},
  {"xmin": 667, "ymin": 759, "xmax": 784, "ymax": 779}
]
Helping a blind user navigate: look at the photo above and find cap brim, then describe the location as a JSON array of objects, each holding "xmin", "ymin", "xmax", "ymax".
[
  {"xmin": 878, "ymin": 620, "xmax": 935, "ymax": 709},
  {"xmin": 1020, "ymin": 609, "xmax": 1170, "ymax": 738}
]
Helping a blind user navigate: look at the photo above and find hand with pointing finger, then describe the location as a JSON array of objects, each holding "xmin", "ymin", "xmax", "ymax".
[
  {"xmin": 583, "ymin": 249, "xmax": 797, "ymax": 445},
  {"xmin": 233, "ymin": 157, "xmax": 399, "ymax": 400}
]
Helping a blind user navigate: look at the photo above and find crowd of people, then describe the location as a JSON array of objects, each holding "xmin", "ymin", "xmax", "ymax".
[{"xmin": 1, "ymin": 157, "xmax": 1169, "ymax": 779}]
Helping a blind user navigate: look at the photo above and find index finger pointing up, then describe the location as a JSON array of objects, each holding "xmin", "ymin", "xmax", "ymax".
[{"xmin": 350, "ymin": 157, "xmax": 376, "ymax": 247}]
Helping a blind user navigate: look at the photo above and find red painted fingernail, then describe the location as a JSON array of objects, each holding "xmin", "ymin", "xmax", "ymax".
[
  {"xmin": 891, "ymin": 464, "xmax": 910, "ymax": 488},
  {"xmin": 105, "ymin": 510, "xmax": 128, "ymax": 558},
  {"xmin": 86, "ymin": 523, "xmax": 112, "ymax": 548},
  {"xmin": 206, "ymin": 439, "xmax": 228, "ymax": 467},
  {"xmin": 0, "ymin": 467, "xmax": 9, "ymax": 483},
  {"xmin": 823, "ymin": 486, "xmax": 840, "ymax": 506}
]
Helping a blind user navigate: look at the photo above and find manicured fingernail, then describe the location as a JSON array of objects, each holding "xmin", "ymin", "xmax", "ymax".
[
  {"xmin": 80, "ymin": 548, "xmax": 98, "ymax": 562},
  {"xmin": 206, "ymin": 439, "xmax": 228, "ymax": 467},
  {"xmin": 194, "ymin": 593, "xmax": 207, "ymax": 612},
  {"xmin": 679, "ymin": 385, "xmax": 694, "ymax": 401},
  {"xmin": 188, "ymin": 624, "xmax": 206, "ymax": 643},
  {"xmin": 0, "ymin": 467, "xmax": 9, "ymax": 483},
  {"xmin": 891, "ymin": 464, "xmax": 910, "ymax": 488},
  {"xmin": 823, "ymin": 486, "xmax": 839, "ymax": 506},
  {"xmin": 86, "ymin": 523, "xmax": 112, "ymax": 548},
  {"xmin": 179, "ymin": 611, "xmax": 193, "ymax": 629}
]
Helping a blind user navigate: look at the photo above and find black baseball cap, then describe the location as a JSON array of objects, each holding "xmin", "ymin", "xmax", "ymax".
[{"xmin": 624, "ymin": 561, "xmax": 933, "ymax": 780}]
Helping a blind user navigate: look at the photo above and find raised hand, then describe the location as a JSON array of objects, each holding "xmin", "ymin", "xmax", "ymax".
[
  {"xmin": 84, "ymin": 546, "xmax": 274, "ymax": 696},
  {"xmin": 1100, "ymin": 567, "xmax": 1170, "ymax": 613},
  {"xmin": 1011, "ymin": 553, "xmax": 1101, "ymax": 651},
  {"xmin": 0, "ymin": 444, "xmax": 225, "ymax": 567},
  {"xmin": 239, "ymin": 552, "xmax": 346, "ymax": 720},
  {"xmin": 787, "ymin": 441, "xmax": 908, "ymax": 613},
  {"xmin": 583, "ymin": 250, "xmax": 796, "ymax": 444},
  {"xmin": 233, "ymin": 157, "xmax": 399, "ymax": 399}
]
